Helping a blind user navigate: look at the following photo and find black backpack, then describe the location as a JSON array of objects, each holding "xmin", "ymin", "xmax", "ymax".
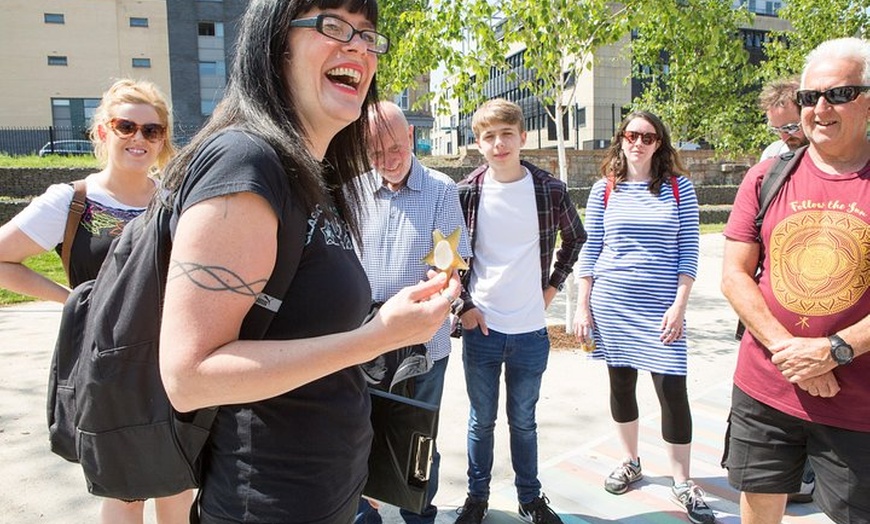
[
  {"xmin": 47, "ymin": 196, "xmax": 304, "ymax": 500},
  {"xmin": 733, "ymin": 145, "xmax": 806, "ymax": 340}
]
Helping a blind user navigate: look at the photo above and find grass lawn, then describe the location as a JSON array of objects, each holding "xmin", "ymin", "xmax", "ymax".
[
  {"xmin": 0, "ymin": 251, "xmax": 67, "ymax": 306},
  {"xmin": 0, "ymin": 153, "xmax": 99, "ymax": 169}
]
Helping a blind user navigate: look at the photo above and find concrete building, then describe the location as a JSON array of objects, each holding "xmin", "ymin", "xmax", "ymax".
[
  {"xmin": 0, "ymin": 0, "xmax": 436, "ymax": 155},
  {"xmin": 0, "ymin": 0, "xmax": 246, "ymax": 153}
]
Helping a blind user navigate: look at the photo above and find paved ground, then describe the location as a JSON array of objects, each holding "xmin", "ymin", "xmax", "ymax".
[{"xmin": 0, "ymin": 233, "xmax": 834, "ymax": 523}]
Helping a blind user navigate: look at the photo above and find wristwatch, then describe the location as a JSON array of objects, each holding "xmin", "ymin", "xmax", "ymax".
[{"xmin": 828, "ymin": 334, "xmax": 854, "ymax": 366}]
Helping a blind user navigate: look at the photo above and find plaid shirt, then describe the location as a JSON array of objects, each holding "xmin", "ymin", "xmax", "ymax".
[{"xmin": 457, "ymin": 160, "xmax": 586, "ymax": 313}]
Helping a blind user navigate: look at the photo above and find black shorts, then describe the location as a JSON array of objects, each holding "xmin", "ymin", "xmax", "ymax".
[{"xmin": 723, "ymin": 385, "xmax": 870, "ymax": 524}]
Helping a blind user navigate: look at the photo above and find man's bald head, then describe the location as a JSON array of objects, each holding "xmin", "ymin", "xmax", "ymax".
[{"xmin": 368, "ymin": 101, "xmax": 415, "ymax": 191}]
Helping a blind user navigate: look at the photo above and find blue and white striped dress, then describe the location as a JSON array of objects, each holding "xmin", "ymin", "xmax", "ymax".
[{"xmin": 576, "ymin": 176, "xmax": 700, "ymax": 375}]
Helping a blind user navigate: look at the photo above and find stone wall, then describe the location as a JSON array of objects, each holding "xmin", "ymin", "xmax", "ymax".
[
  {"xmin": 422, "ymin": 148, "xmax": 755, "ymax": 187},
  {"xmin": 0, "ymin": 167, "xmax": 93, "ymax": 224},
  {"xmin": 1, "ymin": 149, "xmax": 753, "ymax": 225}
]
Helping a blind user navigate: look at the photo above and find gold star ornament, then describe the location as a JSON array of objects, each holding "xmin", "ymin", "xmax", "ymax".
[{"xmin": 422, "ymin": 227, "xmax": 468, "ymax": 276}]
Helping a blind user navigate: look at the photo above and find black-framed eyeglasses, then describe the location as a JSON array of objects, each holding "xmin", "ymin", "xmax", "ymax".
[
  {"xmin": 622, "ymin": 130, "xmax": 659, "ymax": 145},
  {"xmin": 767, "ymin": 122, "xmax": 801, "ymax": 135},
  {"xmin": 290, "ymin": 14, "xmax": 390, "ymax": 55},
  {"xmin": 795, "ymin": 85, "xmax": 870, "ymax": 107}
]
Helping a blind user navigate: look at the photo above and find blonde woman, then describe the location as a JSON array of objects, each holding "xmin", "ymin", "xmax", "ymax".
[{"xmin": 0, "ymin": 79, "xmax": 188, "ymax": 523}]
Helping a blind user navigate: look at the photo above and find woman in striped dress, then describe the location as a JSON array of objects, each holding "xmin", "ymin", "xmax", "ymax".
[{"xmin": 573, "ymin": 111, "xmax": 713, "ymax": 524}]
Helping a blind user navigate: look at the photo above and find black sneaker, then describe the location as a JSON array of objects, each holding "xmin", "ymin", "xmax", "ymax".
[
  {"xmin": 455, "ymin": 496, "xmax": 488, "ymax": 524},
  {"xmin": 787, "ymin": 462, "xmax": 815, "ymax": 504},
  {"xmin": 671, "ymin": 481, "xmax": 716, "ymax": 524},
  {"xmin": 604, "ymin": 458, "xmax": 643, "ymax": 494},
  {"xmin": 518, "ymin": 493, "xmax": 564, "ymax": 524}
]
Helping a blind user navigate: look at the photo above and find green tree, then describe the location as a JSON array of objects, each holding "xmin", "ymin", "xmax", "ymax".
[
  {"xmin": 629, "ymin": 0, "xmax": 758, "ymax": 154},
  {"xmin": 758, "ymin": 0, "xmax": 870, "ymax": 82},
  {"xmin": 379, "ymin": 0, "xmax": 639, "ymax": 333}
]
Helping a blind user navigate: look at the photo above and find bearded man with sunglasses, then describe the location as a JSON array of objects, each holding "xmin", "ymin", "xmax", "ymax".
[
  {"xmin": 759, "ymin": 77, "xmax": 809, "ymax": 161},
  {"xmin": 721, "ymin": 37, "xmax": 870, "ymax": 524}
]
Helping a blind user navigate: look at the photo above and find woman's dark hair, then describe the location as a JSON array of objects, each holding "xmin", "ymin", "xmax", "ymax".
[
  {"xmin": 161, "ymin": 0, "xmax": 379, "ymax": 240},
  {"xmin": 599, "ymin": 110, "xmax": 687, "ymax": 196}
]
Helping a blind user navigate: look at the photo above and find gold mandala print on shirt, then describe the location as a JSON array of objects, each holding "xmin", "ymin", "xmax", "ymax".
[{"xmin": 769, "ymin": 211, "xmax": 870, "ymax": 318}]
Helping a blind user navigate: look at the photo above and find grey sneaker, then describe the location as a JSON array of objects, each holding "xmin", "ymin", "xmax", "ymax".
[
  {"xmin": 455, "ymin": 496, "xmax": 488, "ymax": 524},
  {"xmin": 671, "ymin": 481, "xmax": 716, "ymax": 524},
  {"xmin": 787, "ymin": 462, "xmax": 815, "ymax": 504},
  {"xmin": 604, "ymin": 458, "xmax": 642, "ymax": 494},
  {"xmin": 518, "ymin": 493, "xmax": 563, "ymax": 524}
]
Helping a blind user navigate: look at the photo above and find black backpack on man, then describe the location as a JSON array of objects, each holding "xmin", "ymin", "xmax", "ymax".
[
  {"xmin": 47, "ymin": 192, "xmax": 304, "ymax": 500},
  {"xmin": 733, "ymin": 145, "xmax": 807, "ymax": 340}
]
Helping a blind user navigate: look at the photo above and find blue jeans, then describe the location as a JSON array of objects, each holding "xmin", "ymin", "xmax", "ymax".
[
  {"xmin": 462, "ymin": 327, "xmax": 549, "ymax": 504},
  {"xmin": 355, "ymin": 356, "xmax": 449, "ymax": 524}
]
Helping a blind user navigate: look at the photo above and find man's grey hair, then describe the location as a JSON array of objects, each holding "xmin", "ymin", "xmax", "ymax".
[{"xmin": 802, "ymin": 37, "xmax": 870, "ymax": 87}]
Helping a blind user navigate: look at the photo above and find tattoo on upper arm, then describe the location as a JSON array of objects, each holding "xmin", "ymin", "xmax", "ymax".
[{"xmin": 169, "ymin": 260, "xmax": 268, "ymax": 297}]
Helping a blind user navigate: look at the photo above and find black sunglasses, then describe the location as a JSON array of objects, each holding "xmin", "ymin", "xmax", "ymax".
[
  {"xmin": 290, "ymin": 14, "xmax": 390, "ymax": 55},
  {"xmin": 622, "ymin": 131, "xmax": 659, "ymax": 146},
  {"xmin": 108, "ymin": 118, "xmax": 166, "ymax": 142},
  {"xmin": 795, "ymin": 85, "xmax": 870, "ymax": 107}
]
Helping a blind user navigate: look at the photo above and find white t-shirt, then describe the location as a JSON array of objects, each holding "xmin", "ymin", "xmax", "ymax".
[
  {"xmin": 468, "ymin": 168, "xmax": 545, "ymax": 334},
  {"xmin": 760, "ymin": 140, "xmax": 789, "ymax": 162},
  {"xmin": 12, "ymin": 174, "xmax": 147, "ymax": 250}
]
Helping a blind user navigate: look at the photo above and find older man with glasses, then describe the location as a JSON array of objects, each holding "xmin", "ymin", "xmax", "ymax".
[
  {"xmin": 759, "ymin": 77, "xmax": 809, "ymax": 161},
  {"xmin": 721, "ymin": 37, "xmax": 870, "ymax": 524}
]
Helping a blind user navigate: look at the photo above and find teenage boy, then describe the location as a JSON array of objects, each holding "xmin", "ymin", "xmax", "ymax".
[{"xmin": 453, "ymin": 99, "xmax": 586, "ymax": 524}]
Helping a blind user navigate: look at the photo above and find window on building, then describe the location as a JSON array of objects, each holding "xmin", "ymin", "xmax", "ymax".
[
  {"xmin": 130, "ymin": 17, "xmax": 149, "ymax": 27},
  {"xmin": 395, "ymin": 89, "xmax": 409, "ymax": 110},
  {"xmin": 48, "ymin": 56, "xmax": 68, "ymax": 66},
  {"xmin": 132, "ymin": 58, "xmax": 152, "ymax": 68},
  {"xmin": 198, "ymin": 22, "xmax": 216, "ymax": 36},
  {"xmin": 199, "ymin": 61, "xmax": 217, "ymax": 76},
  {"xmin": 576, "ymin": 106, "xmax": 586, "ymax": 128},
  {"xmin": 51, "ymin": 97, "xmax": 100, "ymax": 132},
  {"xmin": 44, "ymin": 13, "xmax": 65, "ymax": 24},
  {"xmin": 546, "ymin": 108, "xmax": 570, "ymax": 141}
]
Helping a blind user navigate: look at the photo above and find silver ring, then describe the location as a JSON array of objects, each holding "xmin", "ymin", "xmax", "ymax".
[
  {"xmin": 666, "ymin": 328, "xmax": 674, "ymax": 333},
  {"xmin": 441, "ymin": 291, "xmax": 455, "ymax": 304}
]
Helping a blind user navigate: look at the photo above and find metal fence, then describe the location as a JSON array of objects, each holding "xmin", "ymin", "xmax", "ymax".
[{"xmin": 0, "ymin": 127, "xmax": 91, "ymax": 156}]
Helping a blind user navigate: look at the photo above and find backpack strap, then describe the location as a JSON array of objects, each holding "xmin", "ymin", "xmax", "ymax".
[
  {"xmin": 604, "ymin": 177, "xmax": 614, "ymax": 207},
  {"xmin": 237, "ymin": 199, "xmax": 308, "ymax": 339},
  {"xmin": 734, "ymin": 145, "xmax": 806, "ymax": 341},
  {"xmin": 604, "ymin": 175, "xmax": 679, "ymax": 207},
  {"xmin": 754, "ymin": 145, "xmax": 807, "ymax": 235},
  {"xmin": 61, "ymin": 180, "xmax": 87, "ymax": 283}
]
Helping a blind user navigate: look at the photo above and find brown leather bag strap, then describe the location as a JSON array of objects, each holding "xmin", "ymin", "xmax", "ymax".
[{"xmin": 61, "ymin": 180, "xmax": 87, "ymax": 284}]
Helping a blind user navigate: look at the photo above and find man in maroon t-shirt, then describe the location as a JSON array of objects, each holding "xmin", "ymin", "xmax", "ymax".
[{"xmin": 722, "ymin": 37, "xmax": 870, "ymax": 524}]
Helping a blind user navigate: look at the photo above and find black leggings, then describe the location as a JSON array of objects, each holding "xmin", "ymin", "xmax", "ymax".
[{"xmin": 608, "ymin": 366, "xmax": 692, "ymax": 444}]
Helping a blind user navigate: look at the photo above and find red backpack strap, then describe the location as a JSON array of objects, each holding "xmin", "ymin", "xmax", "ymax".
[
  {"xmin": 604, "ymin": 177, "xmax": 615, "ymax": 207},
  {"xmin": 62, "ymin": 180, "xmax": 87, "ymax": 283},
  {"xmin": 670, "ymin": 176, "xmax": 680, "ymax": 205}
]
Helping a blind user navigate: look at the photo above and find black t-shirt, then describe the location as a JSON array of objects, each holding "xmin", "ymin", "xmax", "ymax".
[
  {"xmin": 57, "ymin": 199, "xmax": 144, "ymax": 287},
  {"xmin": 173, "ymin": 129, "xmax": 372, "ymax": 523}
]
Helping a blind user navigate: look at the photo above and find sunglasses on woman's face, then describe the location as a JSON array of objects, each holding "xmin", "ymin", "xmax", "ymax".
[
  {"xmin": 622, "ymin": 130, "xmax": 659, "ymax": 146},
  {"xmin": 108, "ymin": 118, "xmax": 166, "ymax": 143},
  {"xmin": 795, "ymin": 85, "xmax": 870, "ymax": 107}
]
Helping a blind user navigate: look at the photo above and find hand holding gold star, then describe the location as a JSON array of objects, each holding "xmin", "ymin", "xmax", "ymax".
[{"xmin": 422, "ymin": 228, "xmax": 468, "ymax": 279}]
